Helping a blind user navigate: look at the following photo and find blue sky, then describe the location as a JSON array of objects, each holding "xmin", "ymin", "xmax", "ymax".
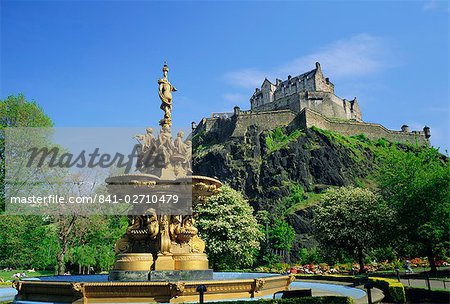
[{"xmin": 1, "ymin": 0, "xmax": 449, "ymax": 151}]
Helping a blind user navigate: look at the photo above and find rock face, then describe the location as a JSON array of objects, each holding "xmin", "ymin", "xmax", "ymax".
[
  {"xmin": 194, "ymin": 127, "xmax": 367, "ymax": 208},
  {"xmin": 192, "ymin": 125, "xmax": 375, "ymax": 250}
]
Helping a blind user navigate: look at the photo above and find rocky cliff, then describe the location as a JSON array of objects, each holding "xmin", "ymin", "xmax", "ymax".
[{"xmin": 192, "ymin": 124, "xmax": 400, "ymax": 251}]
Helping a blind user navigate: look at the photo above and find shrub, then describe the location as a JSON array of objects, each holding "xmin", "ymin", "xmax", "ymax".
[
  {"xmin": 369, "ymin": 277, "xmax": 406, "ymax": 303},
  {"xmin": 0, "ymin": 281, "xmax": 12, "ymax": 287}
]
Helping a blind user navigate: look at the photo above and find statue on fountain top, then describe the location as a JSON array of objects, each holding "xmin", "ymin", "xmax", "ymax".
[{"xmin": 158, "ymin": 62, "xmax": 177, "ymax": 128}]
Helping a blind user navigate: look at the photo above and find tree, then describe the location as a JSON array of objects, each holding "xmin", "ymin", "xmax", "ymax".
[
  {"xmin": 313, "ymin": 186, "xmax": 393, "ymax": 273},
  {"xmin": 0, "ymin": 215, "xmax": 59, "ymax": 269},
  {"xmin": 0, "ymin": 94, "xmax": 53, "ymax": 212},
  {"xmin": 268, "ymin": 218, "xmax": 296, "ymax": 252},
  {"xmin": 376, "ymin": 147, "xmax": 450, "ymax": 272},
  {"xmin": 67, "ymin": 215, "xmax": 126, "ymax": 274},
  {"xmin": 0, "ymin": 95, "xmax": 56, "ymax": 270},
  {"xmin": 194, "ymin": 185, "xmax": 263, "ymax": 270}
]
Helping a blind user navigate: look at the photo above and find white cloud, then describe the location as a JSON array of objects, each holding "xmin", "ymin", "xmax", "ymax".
[
  {"xmin": 409, "ymin": 122, "xmax": 427, "ymax": 131},
  {"xmin": 423, "ymin": 0, "xmax": 450, "ymax": 12},
  {"xmin": 224, "ymin": 69, "xmax": 268, "ymax": 89},
  {"xmin": 278, "ymin": 34, "xmax": 387, "ymax": 78},
  {"xmin": 423, "ymin": 0, "xmax": 438, "ymax": 10},
  {"xmin": 223, "ymin": 93, "xmax": 247, "ymax": 104},
  {"xmin": 225, "ymin": 34, "xmax": 389, "ymax": 89}
]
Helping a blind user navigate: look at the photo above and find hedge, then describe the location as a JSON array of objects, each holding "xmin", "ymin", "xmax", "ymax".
[
  {"xmin": 368, "ymin": 277, "xmax": 405, "ymax": 303},
  {"xmin": 207, "ymin": 296, "xmax": 354, "ymax": 304}
]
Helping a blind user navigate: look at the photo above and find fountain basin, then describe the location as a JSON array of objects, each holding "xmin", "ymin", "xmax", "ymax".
[{"xmin": 13, "ymin": 272, "xmax": 294, "ymax": 303}]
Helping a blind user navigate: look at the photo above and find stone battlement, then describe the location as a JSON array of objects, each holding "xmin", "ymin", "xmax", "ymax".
[
  {"xmin": 298, "ymin": 108, "xmax": 430, "ymax": 145},
  {"xmin": 194, "ymin": 107, "xmax": 430, "ymax": 146}
]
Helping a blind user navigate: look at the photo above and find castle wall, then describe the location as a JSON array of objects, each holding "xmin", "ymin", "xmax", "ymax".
[
  {"xmin": 231, "ymin": 109, "xmax": 297, "ymax": 138},
  {"xmin": 300, "ymin": 108, "xmax": 428, "ymax": 146},
  {"xmin": 196, "ymin": 108, "xmax": 428, "ymax": 146},
  {"xmin": 252, "ymin": 91, "xmax": 362, "ymax": 121}
]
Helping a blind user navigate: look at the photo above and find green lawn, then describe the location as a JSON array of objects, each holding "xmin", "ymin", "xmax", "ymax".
[
  {"xmin": 286, "ymin": 192, "xmax": 324, "ymax": 214},
  {"xmin": 0, "ymin": 269, "xmax": 54, "ymax": 282}
]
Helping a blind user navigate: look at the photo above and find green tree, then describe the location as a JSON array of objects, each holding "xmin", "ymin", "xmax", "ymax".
[
  {"xmin": 0, "ymin": 215, "xmax": 59, "ymax": 269},
  {"xmin": 268, "ymin": 218, "xmax": 296, "ymax": 252},
  {"xmin": 194, "ymin": 185, "xmax": 263, "ymax": 270},
  {"xmin": 67, "ymin": 215, "xmax": 126, "ymax": 273},
  {"xmin": 376, "ymin": 147, "xmax": 450, "ymax": 272},
  {"xmin": 0, "ymin": 95, "xmax": 56, "ymax": 269},
  {"xmin": 313, "ymin": 186, "xmax": 393, "ymax": 273},
  {"xmin": 0, "ymin": 94, "xmax": 53, "ymax": 212}
]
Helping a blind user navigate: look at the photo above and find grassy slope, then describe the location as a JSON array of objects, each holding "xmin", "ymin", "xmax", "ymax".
[{"xmin": 0, "ymin": 269, "xmax": 53, "ymax": 282}]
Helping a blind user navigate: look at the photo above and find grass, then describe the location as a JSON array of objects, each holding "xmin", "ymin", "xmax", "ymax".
[
  {"xmin": 0, "ymin": 269, "xmax": 54, "ymax": 282},
  {"xmin": 286, "ymin": 192, "xmax": 324, "ymax": 213},
  {"xmin": 194, "ymin": 143, "xmax": 224, "ymax": 158},
  {"xmin": 266, "ymin": 127, "xmax": 304, "ymax": 153}
]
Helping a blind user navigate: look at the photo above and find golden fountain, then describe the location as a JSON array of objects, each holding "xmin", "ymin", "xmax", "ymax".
[{"xmin": 13, "ymin": 64, "xmax": 294, "ymax": 303}]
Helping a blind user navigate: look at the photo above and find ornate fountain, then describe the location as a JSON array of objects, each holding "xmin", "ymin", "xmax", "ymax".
[
  {"xmin": 13, "ymin": 63, "xmax": 294, "ymax": 304},
  {"xmin": 107, "ymin": 62, "xmax": 222, "ymax": 282}
]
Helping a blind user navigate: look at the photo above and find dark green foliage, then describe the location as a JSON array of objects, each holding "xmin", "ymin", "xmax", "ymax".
[
  {"xmin": 405, "ymin": 287, "xmax": 450, "ymax": 303},
  {"xmin": 376, "ymin": 147, "xmax": 450, "ymax": 271},
  {"xmin": 298, "ymin": 247, "xmax": 321, "ymax": 264},
  {"xmin": 268, "ymin": 218, "xmax": 296, "ymax": 252},
  {"xmin": 313, "ymin": 187, "xmax": 394, "ymax": 272},
  {"xmin": 0, "ymin": 216, "xmax": 58, "ymax": 269}
]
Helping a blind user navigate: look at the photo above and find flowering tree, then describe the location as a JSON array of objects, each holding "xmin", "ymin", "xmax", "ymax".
[
  {"xmin": 313, "ymin": 186, "xmax": 393, "ymax": 273},
  {"xmin": 194, "ymin": 185, "xmax": 263, "ymax": 270}
]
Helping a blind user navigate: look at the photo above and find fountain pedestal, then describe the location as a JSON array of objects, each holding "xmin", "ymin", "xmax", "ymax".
[{"xmin": 154, "ymin": 253, "xmax": 175, "ymax": 270}]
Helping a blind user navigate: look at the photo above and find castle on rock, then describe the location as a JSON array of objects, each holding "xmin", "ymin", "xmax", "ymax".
[
  {"xmin": 250, "ymin": 62, "xmax": 361, "ymax": 122},
  {"xmin": 194, "ymin": 63, "xmax": 430, "ymax": 146}
]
